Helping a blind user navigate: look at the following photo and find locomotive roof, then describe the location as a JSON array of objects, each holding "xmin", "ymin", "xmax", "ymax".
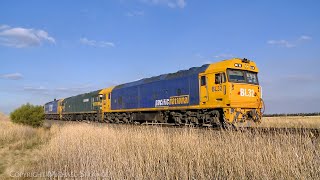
[
  {"xmin": 44, "ymin": 99, "xmax": 59, "ymax": 105},
  {"xmin": 115, "ymin": 64, "xmax": 209, "ymax": 89}
]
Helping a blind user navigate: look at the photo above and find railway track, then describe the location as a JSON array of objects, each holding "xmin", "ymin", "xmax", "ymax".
[{"xmin": 45, "ymin": 119, "xmax": 320, "ymax": 138}]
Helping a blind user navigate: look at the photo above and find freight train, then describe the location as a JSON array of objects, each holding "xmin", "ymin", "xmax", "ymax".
[{"xmin": 44, "ymin": 58, "xmax": 264, "ymax": 127}]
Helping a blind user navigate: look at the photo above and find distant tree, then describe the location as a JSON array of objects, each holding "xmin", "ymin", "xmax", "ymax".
[
  {"xmin": 10, "ymin": 103, "xmax": 44, "ymax": 127},
  {"xmin": 263, "ymin": 112, "xmax": 320, "ymax": 117}
]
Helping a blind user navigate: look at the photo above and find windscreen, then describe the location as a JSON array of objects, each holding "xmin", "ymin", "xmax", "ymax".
[
  {"xmin": 246, "ymin": 71, "xmax": 258, "ymax": 84},
  {"xmin": 227, "ymin": 69, "xmax": 259, "ymax": 84},
  {"xmin": 228, "ymin": 69, "xmax": 246, "ymax": 83}
]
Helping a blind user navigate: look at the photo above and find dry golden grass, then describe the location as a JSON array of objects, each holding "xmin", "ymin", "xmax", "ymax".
[
  {"xmin": 1, "ymin": 115, "xmax": 319, "ymax": 179},
  {"xmin": 0, "ymin": 112, "xmax": 9, "ymax": 121},
  {"xmin": 0, "ymin": 120, "xmax": 51, "ymax": 179},
  {"xmin": 261, "ymin": 116, "xmax": 320, "ymax": 128},
  {"xmin": 26, "ymin": 124, "xmax": 318, "ymax": 179}
]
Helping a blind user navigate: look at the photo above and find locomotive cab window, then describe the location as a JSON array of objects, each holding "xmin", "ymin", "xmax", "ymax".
[
  {"xmin": 246, "ymin": 72, "xmax": 259, "ymax": 84},
  {"xmin": 200, "ymin": 76, "xmax": 206, "ymax": 86},
  {"xmin": 215, "ymin": 73, "xmax": 226, "ymax": 84},
  {"xmin": 227, "ymin": 69, "xmax": 259, "ymax": 85},
  {"xmin": 227, "ymin": 69, "xmax": 246, "ymax": 83}
]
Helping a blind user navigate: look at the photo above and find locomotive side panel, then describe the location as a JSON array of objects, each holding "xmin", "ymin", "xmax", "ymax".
[
  {"xmin": 111, "ymin": 85, "xmax": 139, "ymax": 110},
  {"xmin": 44, "ymin": 100, "xmax": 58, "ymax": 114},
  {"xmin": 44, "ymin": 100, "xmax": 59, "ymax": 120},
  {"xmin": 111, "ymin": 72, "xmax": 205, "ymax": 111},
  {"xmin": 62, "ymin": 90, "xmax": 101, "ymax": 113}
]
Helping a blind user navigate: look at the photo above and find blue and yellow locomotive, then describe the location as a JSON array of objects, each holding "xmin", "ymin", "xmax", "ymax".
[{"xmin": 44, "ymin": 58, "xmax": 263, "ymax": 127}]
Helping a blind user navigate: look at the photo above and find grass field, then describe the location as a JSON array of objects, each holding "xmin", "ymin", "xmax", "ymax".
[
  {"xmin": 261, "ymin": 116, "xmax": 320, "ymax": 128},
  {"xmin": 0, "ymin": 112, "xmax": 9, "ymax": 121},
  {"xmin": 0, "ymin": 115, "xmax": 319, "ymax": 179}
]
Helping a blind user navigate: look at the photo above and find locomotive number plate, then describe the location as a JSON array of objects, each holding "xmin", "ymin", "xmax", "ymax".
[{"xmin": 240, "ymin": 88, "xmax": 255, "ymax": 97}]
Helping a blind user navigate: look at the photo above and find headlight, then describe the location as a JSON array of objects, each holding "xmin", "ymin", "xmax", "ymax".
[
  {"xmin": 234, "ymin": 63, "xmax": 242, "ymax": 67},
  {"xmin": 251, "ymin": 66, "xmax": 255, "ymax": 70}
]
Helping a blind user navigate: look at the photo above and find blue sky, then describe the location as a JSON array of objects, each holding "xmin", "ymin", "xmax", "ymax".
[{"xmin": 1, "ymin": 0, "xmax": 319, "ymax": 114}]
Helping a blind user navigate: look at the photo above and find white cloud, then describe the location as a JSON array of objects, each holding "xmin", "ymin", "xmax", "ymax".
[
  {"xmin": 267, "ymin": 35, "xmax": 312, "ymax": 48},
  {"xmin": 299, "ymin": 35, "xmax": 312, "ymax": 41},
  {"xmin": 284, "ymin": 74, "xmax": 319, "ymax": 83},
  {"xmin": 0, "ymin": 24, "xmax": 10, "ymax": 30},
  {"xmin": 167, "ymin": 2, "xmax": 176, "ymax": 8},
  {"xmin": 36, "ymin": 30, "xmax": 55, "ymax": 43},
  {"xmin": 56, "ymin": 84, "xmax": 93, "ymax": 93},
  {"xmin": 21, "ymin": 83, "xmax": 95, "ymax": 96},
  {"xmin": 126, "ymin": 11, "xmax": 145, "ymax": 17},
  {"xmin": 213, "ymin": 53, "xmax": 234, "ymax": 59},
  {"xmin": 80, "ymin": 37, "xmax": 115, "ymax": 48},
  {"xmin": 195, "ymin": 53, "xmax": 234, "ymax": 64},
  {"xmin": 195, "ymin": 53, "xmax": 205, "ymax": 59},
  {"xmin": 0, "ymin": 25, "xmax": 55, "ymax": 48},
  {"xmin": 24, "ymin": 86, "xmax": 47, "ymax": 92},
  {"xmin": 0, "ymin": 73, "xmax": 23, "ymax": 80},
  {"xmin": 267, "ymin": 40, "xmax": 295, "ymax": 48},
  {"xmin": 141, "ymin": 0, "xmax": 186, "ymax": 8},
  {"xmin": 176, "ymin": 0, "xmax": 186, "ymax": 8},
  {"xmin": 194, "ymin": 53, "xmax": 212, "ymax": 64}
]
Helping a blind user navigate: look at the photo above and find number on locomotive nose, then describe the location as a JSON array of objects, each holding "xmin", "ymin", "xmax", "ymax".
[{"xmin": 240, "ymin": 88, "xmax": 254, "ymax": 97}]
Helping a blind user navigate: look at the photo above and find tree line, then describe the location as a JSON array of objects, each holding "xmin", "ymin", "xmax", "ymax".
[{"xmin": 263, "ymin": 112, "xmax": 320, "ymax": 117}]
